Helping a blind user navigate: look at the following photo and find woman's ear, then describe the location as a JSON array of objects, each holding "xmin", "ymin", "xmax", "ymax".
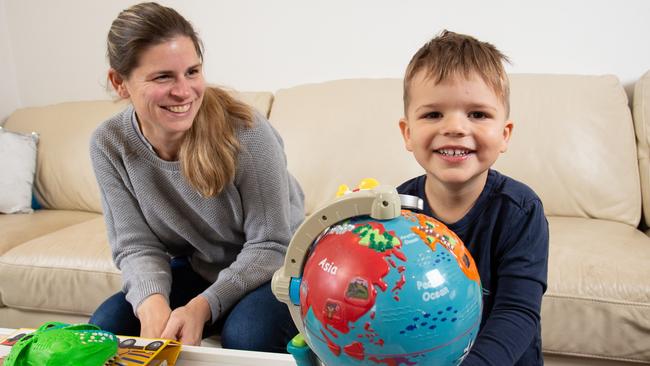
[{"xmin": 108, "ymin": 69, "xmax": 129, "ymax": 99}]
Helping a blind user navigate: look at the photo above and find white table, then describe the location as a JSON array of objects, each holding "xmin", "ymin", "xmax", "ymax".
[
  {"xmin": 177, "ymin": 344, "xmax": 296, "ymax": 366},
  {"xmin": 0, "ymin": 328, "xmax": 297, "ymax": 366}
]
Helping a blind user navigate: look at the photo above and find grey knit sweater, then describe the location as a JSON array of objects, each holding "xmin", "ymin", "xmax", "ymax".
[{"xmin": 90, "ymin": 105, "xmax": 304, "ymax": 322}]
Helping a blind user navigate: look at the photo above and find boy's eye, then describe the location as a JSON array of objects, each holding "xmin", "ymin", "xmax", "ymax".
[
  {"xmin": 468, "ymin": 111, "xmax": 488, "ymax": 119},
  {"xmin": 422, "ymin": 111, "xmax": 442, "ymax": 119}
]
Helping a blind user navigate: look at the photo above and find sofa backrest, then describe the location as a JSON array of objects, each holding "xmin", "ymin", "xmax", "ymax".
[
  {"xmin": 499, "ymin": 74, "xmax": 640, "ymax": 227},
  {"xmin": 3, "ymin": 91, "xmax": 273, "ymax": 213},
  {"xmin": 270, "ymin": 75, "xmax": 641, "ymax": 227},
  {"xmin": 634, "ymin": 70, "xmax": 650, "ymax": 230},
  {"xmin": 269, "ymin": 79, "xmax": 423, "ymax": 215},
  {"xmin": 5, "ymin": 100, "xmax": 127, "ymax": 213}
]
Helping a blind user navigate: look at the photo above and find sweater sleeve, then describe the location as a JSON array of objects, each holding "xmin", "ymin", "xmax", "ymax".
[
  {"xmin": 199, "ymin": 115, "xmax": 304, "ymax": 322},
  {"xmin": 461, "ymin": 199, "xmax": 549, "ymax": 365},
  {"xmin": 90, "ymin": 126, "xmax": 173, "ymax": 316}
]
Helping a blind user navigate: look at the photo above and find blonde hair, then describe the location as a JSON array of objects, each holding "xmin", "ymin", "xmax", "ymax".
[
  {"xmin": 403, "ymin": 30, "xmax": 511, "ymax": 116},
  {"xmin": 107, "ymin": 2, "xmax": 252, "ymax": 196},
  {"xmin": 181, "ymin": 87, "xmax": 252, "ymax": 197}
]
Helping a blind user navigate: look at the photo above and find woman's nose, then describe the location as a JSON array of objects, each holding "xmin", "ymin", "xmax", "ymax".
[{"xmin": 170, "ymin": 78, "xmax": 191, "ymax": 98}]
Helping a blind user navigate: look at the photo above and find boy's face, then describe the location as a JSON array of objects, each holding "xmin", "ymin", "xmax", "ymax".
[{"xmin": 400, "ymin": 71, "xmax": 513, "ymax": 188}]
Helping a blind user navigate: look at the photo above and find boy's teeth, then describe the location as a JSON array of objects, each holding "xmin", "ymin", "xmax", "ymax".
[
  {"xmin": 439, "ymin": 149, "xmax": 470, "ymax": 156},
  {"xmin": 166, "ymin": 104, "xmax": 190, "ymax": 113}
]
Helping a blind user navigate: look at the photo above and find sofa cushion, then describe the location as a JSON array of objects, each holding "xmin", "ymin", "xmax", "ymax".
[
  {"xmin": 0, "ymin": 308, "xmax": 90, "ymax": 330},
  {"xmin": 0, "ymin": 217, "xmax": 121, "ymax": 314},
  {"xmin": 496, "ymin": 74, "xmax": 640, "ymax": 227},
  {"xmin": 543, "ymin": 217, "xmax": 650, "ymax": 362},
  {"xmin": 0, "ymin": 209, "xmax": 99, "ymax": 256},
  {"xmin": 269, "ymin": 79, "xmax": 423, "ymax": 215},
  {"xmin": 0, "ymin": 128, "xmax": 38, "ymax": 214},
  {"xmin": 633, "ymin": 70, "xmax": 650, "ymax": 229},
  {"xmin": 230, "ymin": 90, "xmax": 274, "ymax": 118},
  {"xmin": 3, "ymin": 100, "xmax": 129, "ymax": 213},
  {"xmin": 270, "ymin": 76, "xmax": 641, "ymax": 226}
]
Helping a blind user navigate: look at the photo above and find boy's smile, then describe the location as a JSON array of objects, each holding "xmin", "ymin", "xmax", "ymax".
[{"xmin": 400, "ymin": 71, "xmax": 513, "ymax": 192}]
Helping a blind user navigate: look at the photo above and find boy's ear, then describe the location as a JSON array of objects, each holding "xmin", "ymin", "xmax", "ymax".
[
  {"xmin": 399, "ymin": 118, "xmax": 414, "ymax": 152},
  {"xmin": 500, "ymin": 120, "xmax": 514, "ymax": 153},
  {"xmin": 108, "ymin": 69, "xmax": 130, "ymax": 99}
]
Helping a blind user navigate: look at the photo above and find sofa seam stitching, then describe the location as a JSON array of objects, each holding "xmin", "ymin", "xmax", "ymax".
[
  {"xmin": 543, "ymin": 348, "xmax": 650, "ymax": 363},
  {"xmin": 0, "ymin": 261, "xmax": 120, "ymax": 275},
  {"xmin": 544, "ymin": 292, "xmax": 650, "ymax": 308}
]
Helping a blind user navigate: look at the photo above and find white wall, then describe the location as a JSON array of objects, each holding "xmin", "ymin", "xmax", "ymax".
[
  {"xmin": 2, "ymin": 0, "xmax": 649, "ymax": 119},
  {"xmin": 0, "ymin": 0, "xmax": 20, "ymax": 123}
]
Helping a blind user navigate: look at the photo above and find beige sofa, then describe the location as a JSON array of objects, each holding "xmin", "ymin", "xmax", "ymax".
[{"xmin": 1, "ymin": 72, "xmax": 650, "ymax": 365}]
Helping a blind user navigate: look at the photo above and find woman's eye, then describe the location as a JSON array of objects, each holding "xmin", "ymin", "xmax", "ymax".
[
  {"xmin": 187, "ymin": 68, "xmax": 201, "ymax": 77},
  {"xmin": 154, "ymin": 75, "xmax": 170, "ymax": 81},
  {"xmin": 469, "ymin": 111, "xmax": 488, "ymax": 119}
]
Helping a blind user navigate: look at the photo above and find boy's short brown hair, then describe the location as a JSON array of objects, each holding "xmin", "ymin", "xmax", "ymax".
[{"xmin": 403, "ymin": 30, "xmax": 511, "ymax": 116}]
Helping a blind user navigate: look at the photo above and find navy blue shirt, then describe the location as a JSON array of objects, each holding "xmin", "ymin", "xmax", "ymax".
[{"xmin": 397, "ymin": 170, "xmax": 548, "ymax": 366}]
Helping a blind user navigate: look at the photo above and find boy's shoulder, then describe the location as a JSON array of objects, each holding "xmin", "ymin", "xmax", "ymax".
[
  {"xmin": 396, "ymin": 170, "xmax": 543, "ymax": 214},
  {"xmin": 488, "ymin": 170, "xmax": 543, "ymax": 214},
  {"xmin": 396, "ymin": 174, "xmax": 425, "ymax": 197}
]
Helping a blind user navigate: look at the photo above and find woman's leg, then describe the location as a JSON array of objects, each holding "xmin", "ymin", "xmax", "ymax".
[
  {"xmin": 90, "ymin": 257, "xmax": 210, "ymax": 336},
  {"xmin": 168, "ymin": 257, "xmax": 211, "ymax": 309},
  {"xmin": 217, "ymin": 282, "xmax": 298, "ymax": 353},
  {"xmin": 89, "ymin": 291, "xmax": 140, "ymax": 336}
]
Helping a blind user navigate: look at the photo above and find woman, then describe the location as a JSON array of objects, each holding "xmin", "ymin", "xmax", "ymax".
[{"xmin": 89, "ymin": 2, "xmax": 304, "ymax": 352}]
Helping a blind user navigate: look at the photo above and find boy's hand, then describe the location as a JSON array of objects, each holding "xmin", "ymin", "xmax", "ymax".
[
  {"xmin": 160, "ymin": 295, "xmax": 211, "ymax": 345},
  {"xmin": 137, "ymin": 294, "xmax": 172, "ymax": 338}
]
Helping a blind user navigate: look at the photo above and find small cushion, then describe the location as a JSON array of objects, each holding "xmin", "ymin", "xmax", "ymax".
[{"xmin": 0, "ymin": 127, "xmax": 39, "ymax": 214}]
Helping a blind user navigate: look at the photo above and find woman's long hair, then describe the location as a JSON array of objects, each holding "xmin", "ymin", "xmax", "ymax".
[{"xmin": 181, "ymin": 87, "xmax": 252, "ymax": 196}]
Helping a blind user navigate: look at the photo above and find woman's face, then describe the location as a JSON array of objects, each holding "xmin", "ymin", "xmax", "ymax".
[{"xmin": 113, "ymin": 35, "xmax": 205, "ymax": 142}]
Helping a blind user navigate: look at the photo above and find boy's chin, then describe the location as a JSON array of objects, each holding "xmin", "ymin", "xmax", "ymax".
[{"xmin": 428, "ymin": 170, "xmax": 489, "ymax": 188}]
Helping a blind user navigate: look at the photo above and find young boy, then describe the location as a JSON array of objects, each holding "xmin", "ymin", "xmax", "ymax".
[{"xmin": 397, "ymin": 31, "xmax": 549, "ymax": 365}]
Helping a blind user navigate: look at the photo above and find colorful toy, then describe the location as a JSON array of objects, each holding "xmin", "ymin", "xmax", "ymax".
[
  {"xmin": 274, "ymin": 185, "xmax": 482, "ymax": 365},
  {"xmin": 4, "ymin": 322, "xmax": 118, "ymax": 366},
  {"xmin": 336, "ymin": 178, "xmax": 380, "ymax": 197}
]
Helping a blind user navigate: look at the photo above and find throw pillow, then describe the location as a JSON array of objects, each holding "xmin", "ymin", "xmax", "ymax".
[{"xmin": 0, "ymin": 126, "xmax": 39, "ymax": 214}]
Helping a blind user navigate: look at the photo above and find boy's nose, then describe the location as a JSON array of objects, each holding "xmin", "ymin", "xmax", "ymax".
[{"xmin": 441, "ymin": 114, "xmax": 468, "ymax": 136}]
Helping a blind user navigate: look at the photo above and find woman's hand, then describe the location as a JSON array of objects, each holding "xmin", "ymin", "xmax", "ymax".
[
  {"xmin": 137, "ymin": 294, "xmax": 172, "ymax": 339},
  {"xmin": 160, "ymin": 295, "xmax": 211, "ymax": 345}
]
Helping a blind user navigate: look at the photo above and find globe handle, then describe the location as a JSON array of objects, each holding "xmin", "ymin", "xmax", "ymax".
[{"xmin": 272, "ymin": 185, "xmax": 403, "ymax": 334}]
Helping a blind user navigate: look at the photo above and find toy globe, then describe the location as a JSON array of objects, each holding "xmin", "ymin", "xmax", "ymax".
[{"xmin": 273, "ymin": 185, "xmax": 482, "ymax": 366}]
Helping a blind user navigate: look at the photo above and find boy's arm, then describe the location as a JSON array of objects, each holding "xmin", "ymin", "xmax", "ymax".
[{"xmin": 462, "ymin": 199, "xmax": 549, "ymax": 366}]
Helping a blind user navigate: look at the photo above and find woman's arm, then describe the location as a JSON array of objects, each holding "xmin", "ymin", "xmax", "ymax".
[
  {"xmin": 90, "ymin": 124, "xmax": 173, "ymax": 333},
  {"xmin": 199, "ymin": 114, "xmax": 304, "ymax": 323}
]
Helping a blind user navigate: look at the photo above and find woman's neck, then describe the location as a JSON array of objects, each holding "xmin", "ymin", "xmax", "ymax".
[{"xmin": 136, "ymin": 117, "xmax": 184, "ymax": 161}]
